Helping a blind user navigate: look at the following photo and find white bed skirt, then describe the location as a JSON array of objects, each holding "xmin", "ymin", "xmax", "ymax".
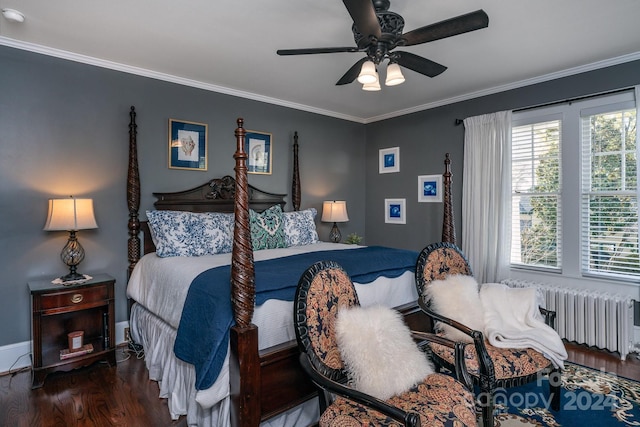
[{"xmin": 129, "ymin": 303, "xmax": 318, "ymax": 427}]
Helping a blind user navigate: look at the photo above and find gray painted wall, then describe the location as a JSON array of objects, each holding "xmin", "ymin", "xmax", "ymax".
[
  {"xmin": 0, "ymin": 46, "xmax": 365, "ymax": 346},
  {"xmin": 1, "ymin": 43, "xmax": 639, "ymax": 348},
  {"xmin": 365, "ymin": 60, "xmax": 640, "ymax": 252}
]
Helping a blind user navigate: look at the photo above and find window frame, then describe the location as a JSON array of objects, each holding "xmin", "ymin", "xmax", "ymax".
[
  {"xmin": 580, "ymin": 99, "xmax": 638, "ymax": 280},
  {"xmin": 510, "ymin": 113, "xmax": 563, "ymax": 271},
  {"xmin": 509, "ymin": 90, "xmax": 638, "ymax": 284}
]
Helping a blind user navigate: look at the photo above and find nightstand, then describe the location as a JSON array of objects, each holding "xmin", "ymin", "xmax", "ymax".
[{"xmin": 29, "ymin": 273, "xmax": 116, "ymax": 388}]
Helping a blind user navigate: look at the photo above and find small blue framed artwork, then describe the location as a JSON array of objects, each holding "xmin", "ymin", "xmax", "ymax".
[
  {"xmin": 169, "ymin": 119, "xmax": 207, "ymax": 171},
  {"xmin": 384, "ymin": 198, "xmax": 406, "ymax": 224},
  {"xmin": 245, "ymin": 130, "xmax": 272, "ymax": 175},
  {"xmin": 379, "ymin": 147, "xmax": 400, "ymax": 174},
  {"xmin": 418, "ymin": 174, "xmax": 443, "ymax": 203}
]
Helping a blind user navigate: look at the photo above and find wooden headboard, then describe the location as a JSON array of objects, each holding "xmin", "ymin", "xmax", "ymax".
[{"xmin": 138, "ymin": 175, "xmax": 287, "ymax": 255}]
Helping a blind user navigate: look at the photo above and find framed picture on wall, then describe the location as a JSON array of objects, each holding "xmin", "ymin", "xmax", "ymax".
[
  {"xmin": 384, "ymin": 198, "xmax": 406, "ymax": 224},
  {"xmin": 168, "ymin": 119, "xmax": 208, "ymax": 171},
  {"xmin": 379, "ymin": 147, "xmax": 400, "ymax": 173},
  {"xmin": 418, "ymin": 174, "xmax": 443, "ymax": 202},
  {"xmin": 245, "ymin": 130, "xmax": 272, "ymax": 174}
]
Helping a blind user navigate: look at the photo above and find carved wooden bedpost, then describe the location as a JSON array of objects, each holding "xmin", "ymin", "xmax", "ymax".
[
  {"xmin": 127, "ymin": 106, "xmax": 141, "ymax": 279},
  {"xmin": 230, "ymin": 118, "xmax": 260, "ymax": 427},
  {"xmin": 231, "ymin": 118, "xmax": 255, "ymax": 327},
  {"xmin": 442, "ymin": 153, "xmax": 456, "ymax": 244},
  {"xmin": 292, "ymin": 131, "xmax": 301, "ymax": 211}
]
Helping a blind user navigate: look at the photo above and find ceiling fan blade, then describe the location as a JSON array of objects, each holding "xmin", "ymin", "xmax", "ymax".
[
  {"xmin": 277, "ymin": 47, "xmax": 360, "ymax": 56},
  {"xmin": 342, "ymin": 0, "xmax": 381, "ymax": 46},
  {"xmin": 395, "ymin": 51, "xmax": 447, "ymax": 77},
  {"xmin": 401, "ymin": 9, "xmax": 489, "ymax": 46},
  {"xmin": 336, "ymin": 57, "xmax": 369, "ymax": 85}
]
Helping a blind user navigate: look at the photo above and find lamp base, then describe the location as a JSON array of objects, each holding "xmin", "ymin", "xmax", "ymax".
[
  {"xmin": 60, "ymin": 230, "xmax": 87, "ymax": 283},
  {"xmin": 60, "ymin": 272, "xmax": 87, "ymax": 282},
  {"xmin": 329, "ymin": 222, "xmax": 342, "ymax": 243}
]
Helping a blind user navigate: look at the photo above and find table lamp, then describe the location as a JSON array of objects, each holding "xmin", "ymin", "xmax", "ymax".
[
  {"xmin": 43, "ymin": 196, "xmax": 98, "ymax": 282},
  {"xmin": 321, "ymin": 200, "xmax": 349, "ymax": 243}
]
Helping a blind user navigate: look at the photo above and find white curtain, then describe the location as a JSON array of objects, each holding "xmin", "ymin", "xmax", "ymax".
[{"xmin": 461, "ymin": 111, "xmax": 512, "ymax": 283}]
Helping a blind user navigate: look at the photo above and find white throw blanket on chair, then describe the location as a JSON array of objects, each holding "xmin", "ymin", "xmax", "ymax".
[{"xmin": 479, "ymin": 283, "xmax": 567, "ymax": 369}]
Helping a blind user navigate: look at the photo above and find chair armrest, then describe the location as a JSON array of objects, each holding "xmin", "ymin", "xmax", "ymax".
[
  {"xmin": 539, "ymin": 307, "xmax": 556, "ymax": 329},
  {"xmin": 299, "ymin": 354, "xmax": 421, "ymax": 427},
  {"xmin": 411, "ymin": 331, "xmax": 473, "ymax": 391},
  {"xmin": 418, "ymin": 296, "xmax": 496, "ymax": 387},
  {"xmin": 418, "ymin": 297, "xmax": 476, "ymax": 336}
]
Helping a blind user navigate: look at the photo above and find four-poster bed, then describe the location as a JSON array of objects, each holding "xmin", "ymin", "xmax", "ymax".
[{"xmin": 125, "ymin": 106, "xmax": 456, "ymax": 426}]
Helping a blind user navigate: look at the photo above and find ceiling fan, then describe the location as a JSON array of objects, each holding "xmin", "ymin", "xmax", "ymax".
[{"xmin": 276, "ymin": 0, "xmax": 489, "ymax": 89}]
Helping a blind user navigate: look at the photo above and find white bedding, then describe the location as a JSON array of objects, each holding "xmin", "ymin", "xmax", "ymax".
[
  {"xmin": 127, "ymin": 242, "xmax": 419, "ymax": 426},
  {"xmin": 128, "ymin": 242, "xmax": 359, "ymax": 331}
]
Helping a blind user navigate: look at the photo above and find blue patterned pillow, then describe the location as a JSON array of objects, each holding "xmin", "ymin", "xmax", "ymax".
[
  {"xmin": 146, "ymin": 210, "xmax": 233, "ymax": 257},
  {"xmin": 282, "ymin": 208, "xmax": 319, "ymax": 247},
  {"xmin": 249, "ymin": 205, "xmax": 287, "ymax": 250}
]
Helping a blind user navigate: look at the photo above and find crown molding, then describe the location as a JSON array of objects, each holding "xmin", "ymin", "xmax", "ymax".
[
  {"xmin": 1, "ymin": 36, "xmax": 638, "ymax": 125},
  {"xmin": 364, "ymin": 51, "xmax": 640, "ymax": 123},
  {"xmin": 0, "ymin": 37, "xmax": 366, "ymax": 124}
]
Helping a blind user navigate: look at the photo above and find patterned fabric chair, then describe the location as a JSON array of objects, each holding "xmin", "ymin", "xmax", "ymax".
[
  {"xmin": 293, "ymin": 260, "xmax": 477, "ymax": 427},
  {"xmin": 415, "ymin": 242, "xmax": 561, "ymax": 427}
]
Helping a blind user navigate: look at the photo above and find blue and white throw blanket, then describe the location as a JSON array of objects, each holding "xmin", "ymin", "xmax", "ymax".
[{"xmin": 173, "ymin": 246, "xmax": 419, "ymax": 390}]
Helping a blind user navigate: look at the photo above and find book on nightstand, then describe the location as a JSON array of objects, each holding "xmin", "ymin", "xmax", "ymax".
[{"xmin": 60, "ymin": 343, "xmax": 94, "ymax": 360}]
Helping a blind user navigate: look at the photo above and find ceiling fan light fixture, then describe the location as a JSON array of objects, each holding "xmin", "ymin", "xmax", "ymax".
[
  {"xmin": 277, "ymin": 4, "xmax": 489, "ymax": 88},
  {"xmin": 2, "ymin": 8, "xmax": 25, "ymax": 23},
  {"xmin": 362, "ymin": 79, "xmax": 381, "ymax": 91},
  {"xmin": 357, "ymin": 60, "xmax": 378, "ymax": 84},
  {"xmin": 385, "ymin": 62, "xmax": 405, "ymax": 86}
]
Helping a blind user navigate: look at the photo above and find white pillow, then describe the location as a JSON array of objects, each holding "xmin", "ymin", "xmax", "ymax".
[
  {"xmin": 424, "ymin": 274, "xmax": 485, "ymax": 343},
  {"xmin": 335, "ymin": 305, "xmax": 434, "ymax": 400},
  {"xmin": 282, "ymin": 208, "xmax": 319, "ymax": 247},
  {"xmin": 146, "ymin": 210, "xmax": 233, "ymax": 257}
]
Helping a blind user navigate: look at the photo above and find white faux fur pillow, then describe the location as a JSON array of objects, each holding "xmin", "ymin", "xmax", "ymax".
[
  {"xmin": 425, "ymin": 274, "xmax": 485, "ymax": 343},
  {"xmin": 335, "ymin": 305, "xmax": 434, "ymax": 400}
]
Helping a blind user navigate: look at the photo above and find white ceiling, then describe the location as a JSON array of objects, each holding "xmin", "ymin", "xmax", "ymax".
[{"xmin": 1, "ymin": 0, "xmax": 639, "ymax": 123}]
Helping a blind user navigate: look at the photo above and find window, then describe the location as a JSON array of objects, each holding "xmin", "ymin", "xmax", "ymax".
[
  {"xmin": 581, "ymin": 105, "xmax": 638, "ymax": 278},
  {"xmin": 510, "ymin": 119, "xmax": 562, "ymax": 269},
  {"xmin": 510, "ymin": 90, "xmax": 639, "ymax": 280}
]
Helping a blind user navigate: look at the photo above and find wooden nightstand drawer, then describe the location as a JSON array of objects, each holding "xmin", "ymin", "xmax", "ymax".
[{"xmin": 39, "ymin": 285, "xmax": 108, "ymax": 311}]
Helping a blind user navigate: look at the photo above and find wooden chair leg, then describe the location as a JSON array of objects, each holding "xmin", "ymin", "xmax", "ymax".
[
  {"xmin": 477, "ymin": 389, "xmax": 494, "ymax": 427},
  {"xmin": 549, "ymin": 368, "xmax": 562, "ymax": 411},
  {"xmin": 482, "ymin": 401, "xmax": 494, "ymax": 427}
]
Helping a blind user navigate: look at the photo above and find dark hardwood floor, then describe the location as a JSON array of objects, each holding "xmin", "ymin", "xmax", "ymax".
[
  {"xmin": 565, "ymin": 341, "xmax": 640, "ymax": 381},
  {"xmin": 0, "ymin": 345, "xmax": 186, "ymax": 427},
  {"xmin": 0, "ymin": 342, "xmax": 638, "ymax": 426}
]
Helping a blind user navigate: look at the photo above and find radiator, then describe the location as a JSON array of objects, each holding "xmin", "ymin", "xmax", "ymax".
[{"xmin": 500, "ymin": 279, "xmax": 635, "ymax": 360}]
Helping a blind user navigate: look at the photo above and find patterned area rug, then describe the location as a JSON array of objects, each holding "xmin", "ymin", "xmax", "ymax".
[{"xmin": 491, "ymin": 362, "xmax": 640, "ymax": 426}]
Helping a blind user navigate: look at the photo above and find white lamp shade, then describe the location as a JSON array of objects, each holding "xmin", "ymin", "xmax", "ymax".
[
  {"xmin": 321, "ymin": 201, "xmax": 349, "ymax": 223},
  {"xmin": 357, "ymin": 60, "xmax": 378, "ymax": 84},
  {"xmin": 44, "ymin": 198, "xmax": 98, "ymax": 231},
  {"xmin": 385, "ymin": 62, "xmax": 405, "ymax": 86},
  {"xmin": 362, "ymin": 79, "xmax": 381, "ymax": 91}
]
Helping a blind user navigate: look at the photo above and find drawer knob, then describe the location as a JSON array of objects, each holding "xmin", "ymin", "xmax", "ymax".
[{"xmin": 71, "ymin": 294, "xmax": 83, "ymax": 304}]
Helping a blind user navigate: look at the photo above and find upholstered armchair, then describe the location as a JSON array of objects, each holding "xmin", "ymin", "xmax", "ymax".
[
  {"xmin": 293, "ymin": 260, "xmax": 477, "ymax": 427},
  {"xmin": 415, "ymin": 241, "xmax": 561, "ymax": 427}
]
